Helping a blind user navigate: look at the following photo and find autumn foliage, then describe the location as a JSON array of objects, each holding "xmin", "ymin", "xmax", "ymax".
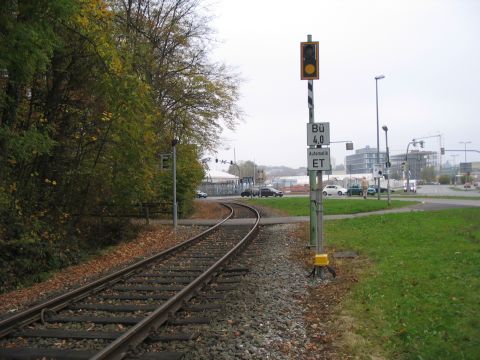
[{"xmin": 0, "ymin": 0, "xmax": 241, "ymax": 291}]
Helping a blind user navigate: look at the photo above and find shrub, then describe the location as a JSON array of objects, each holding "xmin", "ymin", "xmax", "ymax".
[{"xmin": 438, "ymin": 175, "xmax": 451, "ymax": 185}]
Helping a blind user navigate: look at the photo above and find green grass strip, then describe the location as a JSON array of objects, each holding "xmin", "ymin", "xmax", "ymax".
[
  {"xmin": 245, "ymin": 197, "xmax": 418, "ymax": 216},
  {"xmin": 326, "ymin": 208, "xmax": 480, "ymax": 359}
]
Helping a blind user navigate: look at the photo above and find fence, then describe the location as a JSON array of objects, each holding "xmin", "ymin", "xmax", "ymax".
[
  {"xmin": 199, "ymin": 181, "xmax": 242, "ymax": 196},
  {"xmin": 80, "ymin": 202, "xmax": 175, "ymax": 225}
]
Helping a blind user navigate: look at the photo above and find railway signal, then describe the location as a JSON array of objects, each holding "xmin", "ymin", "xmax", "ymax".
[
  {"xmin": 302, "ymin": 35, "xmax": 334, "ymax": 280},
  {"xmin": 300, "ymin": 41, "xmax": 319, "ymax": 80}
]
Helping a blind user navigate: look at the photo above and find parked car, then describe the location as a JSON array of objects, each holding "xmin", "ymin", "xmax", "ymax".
[
  {"xmin": 259, "ymin": 187, "xmax": 283, "ymax": 197},
  {"xmin": 196, "ymin": 190, "xmax": 207, "ymax": 198},
  {"xmin": 241, "ymin": 187, "xmax": 259, "ymax": 197},
  {"xmin": 322, "ymin": 185, "xmax": 348, "ymax": 196},
  {"xmin": 346, "ymin": 184, "xmax": 364, "ymax": 196},
  {"xmin": 368, "ymin": 185, "xmax": 394, "ymax": 194},
  {"xmin": 464, "ymin": 182, "xmax": 472, "ymax": 189}
]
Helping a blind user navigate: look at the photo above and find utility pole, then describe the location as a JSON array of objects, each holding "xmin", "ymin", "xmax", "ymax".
[
  {"xmin": 375, "ymin": 75, "xmax": 385, "ymax": 200},
  {"xmin": 382, "ymin": 126, "xmax": 391, "ymax": 206},
  {"xmin": 450, "ymin": 154, "xmax": 459, "ymax": 185},
  {"xmin": 459, "ymin": 141, "xmax": 471, "ymax": 163}
]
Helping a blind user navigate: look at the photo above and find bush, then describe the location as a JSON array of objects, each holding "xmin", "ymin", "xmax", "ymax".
[
  {"xmin": 438, "ymin": 175, "xmax": 451, "ymax": 185},
  {"xmin": 0, "ymin": 216, "xmax": 141, "ymax": 294},
  {"xmin": 0, "ymin": 231, "xmax": 75, "ymax": 292}
]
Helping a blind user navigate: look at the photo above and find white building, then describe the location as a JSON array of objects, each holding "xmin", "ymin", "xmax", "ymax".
[{"xmin": 203, "ymin": 169, "xmax": 239, "ymax": 183}]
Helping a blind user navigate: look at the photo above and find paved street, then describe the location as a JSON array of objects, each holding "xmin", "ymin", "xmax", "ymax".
[
  {"xmin": 415, "ymin": 184, "xmax": 480, "ymax": 197},
  {"xmin": 157, "ymin": 193, "xmax": 480, "ymax": 227}
]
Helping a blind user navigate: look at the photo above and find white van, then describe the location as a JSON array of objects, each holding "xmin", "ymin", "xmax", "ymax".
[{"xmin": 403, "ymin": 180, "xmax": 417, "ymax": 193}]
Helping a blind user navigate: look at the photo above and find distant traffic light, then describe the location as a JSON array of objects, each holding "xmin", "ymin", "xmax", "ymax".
[{"xmin": 300, "ymin": 42, "xmax": 319, "ymax": 80}]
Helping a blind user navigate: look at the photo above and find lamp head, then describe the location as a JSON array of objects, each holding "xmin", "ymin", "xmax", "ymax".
[
  {"xmin": 382, "ymin": 125, "xmax": 388, "ymax": 131},
  {"xmin": 375, "ymin": 75, "xmax": 385, "ymax": 80}
]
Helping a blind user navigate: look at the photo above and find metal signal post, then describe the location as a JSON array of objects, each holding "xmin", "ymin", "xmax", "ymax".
[
  {"xmin": 172, "ymin": 139, "xmax": 178, "ymax": 229},
  {"xmin": 303, "ymin": 35, "xmax": 319, "ymax": 250},
  {"xmin": 302, "ymin": 35, "xmax": 335, "ymax": 279}
]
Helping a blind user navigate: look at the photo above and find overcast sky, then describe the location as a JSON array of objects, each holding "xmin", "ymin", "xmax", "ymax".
[{"xmin": 206, "ymin": 0, "xmax": 479, "ymax": 171}]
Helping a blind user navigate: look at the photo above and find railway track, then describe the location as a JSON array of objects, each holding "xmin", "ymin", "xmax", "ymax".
[{"xmin": 0, "ymin": 202, "xmax": 260, "ymax": 360}]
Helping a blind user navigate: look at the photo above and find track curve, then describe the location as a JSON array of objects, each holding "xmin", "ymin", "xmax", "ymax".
[{"xmin": 0, "ymin": 202, "xmax": 260, "ymax": 360}]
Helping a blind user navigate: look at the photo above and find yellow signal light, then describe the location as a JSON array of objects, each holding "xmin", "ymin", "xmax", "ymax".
[{"xmin": 301, "ymin": 42, "xmax": 319, "ymax": 80}]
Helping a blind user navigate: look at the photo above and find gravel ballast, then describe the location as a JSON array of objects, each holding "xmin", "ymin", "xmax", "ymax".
[{"xmin": 151, "ymin": 224, "xmax": 315, "ymax": 359}]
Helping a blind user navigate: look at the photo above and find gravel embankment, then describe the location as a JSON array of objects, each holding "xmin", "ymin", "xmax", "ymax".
[{"xmin": 173, "ymin": 224, "xmax": 314, "ymax": 359}]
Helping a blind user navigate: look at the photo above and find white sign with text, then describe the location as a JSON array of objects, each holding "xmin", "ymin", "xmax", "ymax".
[
  {"xmin": 307, "ymin": 122, "xmax": 330, "ymax": 146},
  {"xmin": 307, "ymin": 147, "xmax": 331, "ymax": 171}
]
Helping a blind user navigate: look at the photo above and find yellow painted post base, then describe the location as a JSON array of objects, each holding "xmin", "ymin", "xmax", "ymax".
[{"xmin": 314, "ymin": 254, "xmax": 329, "ymax": 266}]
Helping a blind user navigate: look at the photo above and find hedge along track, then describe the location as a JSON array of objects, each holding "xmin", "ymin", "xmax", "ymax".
[{"xmin": 0, "ymin": 202, "xmax": 260, "ymax": 360}]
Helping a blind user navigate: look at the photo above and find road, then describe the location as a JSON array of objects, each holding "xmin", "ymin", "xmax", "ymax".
[
  {"xmin": 196, "ymin": 189, "xmax": 480, "ymax": 226},
  {"xmin": 415, "ymin": 184, "xmax": 480, "ymax": 197}
]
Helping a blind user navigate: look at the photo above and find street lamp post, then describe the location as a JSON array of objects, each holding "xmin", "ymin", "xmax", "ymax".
[
  {"xmin": 404, "ymin": 140, "xmax": 414, "ymax": 192},
  {"xmin": 404, "ymin": 139, "xmax": 423, "ymax": 192},
  {"xmin": 450, "ymin": 154, "xmax": 459, "ymax": 185},
  {"xmin": 375, "ymin": 75, "xmax": 385, "ymax": 200},
  {"xmin": 459, "ymin": 141, "xmax": 471, "ymax": 163},
  {"xmin": 382, "ymin": 125, "xmax": 391, "ymax": 206}
]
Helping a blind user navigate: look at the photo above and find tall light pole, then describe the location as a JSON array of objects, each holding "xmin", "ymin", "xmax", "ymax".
[
  {"xmin": 459, "ymin": 141, "xmax": 471, "ymax": 163},
  {"xmin": 404, "ymin": 140, "xmax": 414, "ymax": 192},
  {"xmin": 382, "ymin": 126, "xmax": 391, "ymax": 205},
  {"xmin": 450, "ymin": 154, "xmax": 459, "ymax": 185},
  {"xmin": 375, "ymin": 75, "xmax": 385, "ymax": 200}
]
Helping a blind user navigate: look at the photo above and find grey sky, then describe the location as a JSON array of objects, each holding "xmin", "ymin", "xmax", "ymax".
[{"xmin": 208, "ymin": 0, "xmax": 479, "ymax": 170}]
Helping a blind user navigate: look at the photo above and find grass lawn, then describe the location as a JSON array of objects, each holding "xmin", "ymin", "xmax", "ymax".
[
  {"xmin": 392, "ymin": 193, "xmax": 480, "ymax": 200},
  {"xmin": 244, "ymin": 197, "xmax": 418, "ymax": 216},
  {"xmin": 323, "ymin": 208, "xmax": 480, "ymax": 359}
]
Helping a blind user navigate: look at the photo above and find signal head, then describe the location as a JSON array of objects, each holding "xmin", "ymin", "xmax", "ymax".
[{"xmin": 300, "ymin": 42, "xmax": 319, "ymax": 80}]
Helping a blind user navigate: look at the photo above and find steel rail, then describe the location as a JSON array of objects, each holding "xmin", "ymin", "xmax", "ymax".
[
  {"xmin": 91, "ymin": 202, "xmax": 260, "ymax": 360},
  {"xmin": 0, "ymin": 203, "xmax": 234, "ymax": 338}
]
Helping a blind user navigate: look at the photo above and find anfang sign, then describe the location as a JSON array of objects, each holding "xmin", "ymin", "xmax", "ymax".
[
  {"xmin": 307, "ymin": 122, "xmax": 330, "ymax": 146},
  {"xmin": 307, "ymin": 148, "xmax": 331, "ymax": 171}
]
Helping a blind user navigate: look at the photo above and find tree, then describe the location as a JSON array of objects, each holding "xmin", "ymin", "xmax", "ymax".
[
  {"xmin": 0, "ymin": 0, "xmax": 242, "ymax": 291},
  {"xmin": 420, "ymin": 166, "xmax": 436, "ymax": 183},
  {"xmin": 228, "ymin": 160, "xmax": 256, "ymax": 180},
  {"xmin": 438, "ymin": 175, "xmax": 451, "ymax": 185},
  {"xmin": 111, "ymin": 0, "xmax": 242, "ymax": 153}
]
